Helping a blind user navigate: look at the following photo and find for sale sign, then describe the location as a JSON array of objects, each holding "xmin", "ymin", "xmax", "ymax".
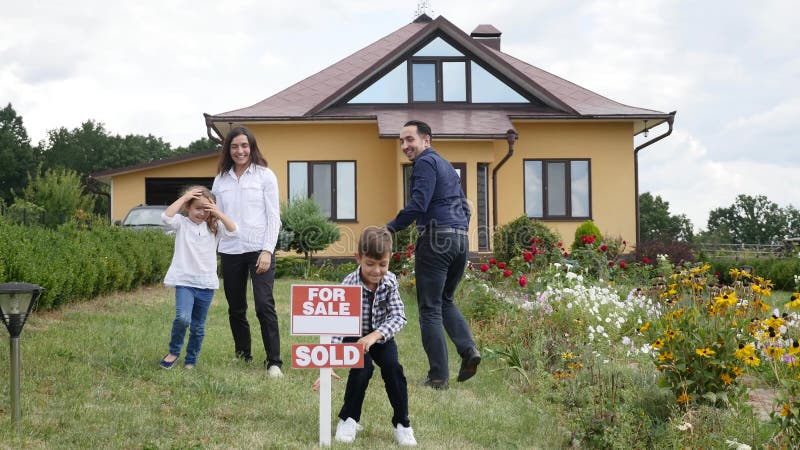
[
  {"xmin": 291, "ymin": 344, "xmax": 364, "ymax": 369},
  {"xmin": 290, "ymin": 285, "xmax": 362, "ymax": 336}
]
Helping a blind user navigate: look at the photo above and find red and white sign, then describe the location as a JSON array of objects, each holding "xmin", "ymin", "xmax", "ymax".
[
  {"xmin": 290, "ymin": 285, "xmax": 362, "ymax": 336},
  {"xmin": 291, "ymin": 344, "xmax": 365, "ymax": 369}
]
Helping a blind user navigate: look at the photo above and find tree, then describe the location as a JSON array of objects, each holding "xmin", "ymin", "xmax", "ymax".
[
  {"xmin": 639, "ymin": 192, "xmax": 694, "ymax": 242},
  {"xmin": 0, "ymin": 104, "xmax": 37, "ymax": 203},
  {"xmin": 705, "ymin": 194, "xmax": 787, "ymax": 244},
  {"xmin": 17, "ymin": 167, "xmax": 95, "ymax": 228},
  {"xmin": 174, "ymin": 137, "xmax": 218, "ymax": 155},
  {"xmin": 37, "ymin": 121, "xmax": 175, "ymax": 178},
  {"xmin": 280, "ymin": 198, "xmax": 341, "ymax": 277}
]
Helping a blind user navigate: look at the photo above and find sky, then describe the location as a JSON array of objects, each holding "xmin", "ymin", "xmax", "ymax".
[{"xmin": 2, "ymin": 0, "xmax": 798, "ymax": 230}]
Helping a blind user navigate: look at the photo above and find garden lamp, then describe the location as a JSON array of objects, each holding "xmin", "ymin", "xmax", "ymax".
[{"xmin": 0, "ymin": 282, "xmax": 43, "ymax": 423}]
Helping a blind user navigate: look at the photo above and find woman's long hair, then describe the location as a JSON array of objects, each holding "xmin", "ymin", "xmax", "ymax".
[{"xmin": 217, "ymin": 126, "xmax": 268, "ymax": 175}]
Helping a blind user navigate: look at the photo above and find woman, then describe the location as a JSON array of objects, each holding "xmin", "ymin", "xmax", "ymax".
[{"xmin": 212, "ymin": 126, "xmax": 283, "ymax": 377}]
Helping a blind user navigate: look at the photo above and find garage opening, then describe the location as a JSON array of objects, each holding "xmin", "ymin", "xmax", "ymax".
[{"xmin": 145, "ymin": 178, "xmax": 215, "ymax": 205}]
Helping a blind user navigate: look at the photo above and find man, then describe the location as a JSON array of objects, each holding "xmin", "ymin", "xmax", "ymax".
[{"xmin": 387, "ymin": 120, "xmax": 481, "ymax": 390}]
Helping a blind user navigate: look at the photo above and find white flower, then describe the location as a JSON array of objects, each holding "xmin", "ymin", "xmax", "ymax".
[
  {"xmin": 676, "ymin": 422, "xmax": 692, "ymax": 432},
  {"xmin": 724, "ymin": 440, "xmax": 750, "ymax": 450},
  {"xmin": 596, "ymin": 325, "xmax": 605, "ymax": 333},
  {"xmin": 621, "ymin": 336, "xmax": 631, "ymax": 345}
]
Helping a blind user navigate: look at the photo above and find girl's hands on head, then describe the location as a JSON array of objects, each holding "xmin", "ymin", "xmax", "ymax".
[
  {"xmin": 183, "ymin": 188, "xmax": 204, "ymax": 202},
  {"xmin": 203, "ymin": 197, "xmax": 222, "ymax": 217}
]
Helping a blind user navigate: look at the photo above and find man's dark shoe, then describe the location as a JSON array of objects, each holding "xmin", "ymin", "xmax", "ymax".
[
  {"xmin": 420, "ymin": 377, "xmax": 449, "ymax": 390},
  {"xmin": 457, "ymin": 347, "xmax": 481, "ymax": 382}
]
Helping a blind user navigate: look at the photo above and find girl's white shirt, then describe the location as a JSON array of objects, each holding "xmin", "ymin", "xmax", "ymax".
[
  {"xmin": 162, "ymin": 213, "xmax": 238, "ymax": 289},
  {"xmin": 212, "ymin": 164, "xmax": 281, "ymax": 254}
]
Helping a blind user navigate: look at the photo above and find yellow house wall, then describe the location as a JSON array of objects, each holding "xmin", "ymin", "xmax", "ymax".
[
  {"xmin": 110, "ymin": 156, "xmax": 218, "ymax": 221},
  {"xmin": 248, "ymin": 122, "xmax": 398, "ymax": 257},
  {"xmin": 107, "ymin": 120, "xmax": 638, "ymax": 257},
  {"xmin": 499, "ymin": 121, "xmax": 637, "ymax": 249}
]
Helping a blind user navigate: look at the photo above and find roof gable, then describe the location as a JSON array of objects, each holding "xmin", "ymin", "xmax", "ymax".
[{"xmin": 208, "ymin": 15, "xmax": 671, "ymax": 137}]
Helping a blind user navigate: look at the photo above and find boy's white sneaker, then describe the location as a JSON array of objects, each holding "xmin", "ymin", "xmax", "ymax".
[
  {"xmin": 394, "ymin": 424, "xmax": 417, "ymax": 446},
  {"xmin": 267, "ymin": 365, "xmax": 284, "ymax": 378},
  {"xmin": 335, "ymin": 417, "xmax": 363, "ymax": 443}
]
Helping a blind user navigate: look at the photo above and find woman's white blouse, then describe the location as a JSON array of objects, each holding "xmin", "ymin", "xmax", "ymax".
[{"xmin": 212, "ymin": 164, "xmax": 281, "ymax": 255}]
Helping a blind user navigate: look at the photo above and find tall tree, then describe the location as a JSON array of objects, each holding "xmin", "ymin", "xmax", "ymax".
[
  {"xmin": 174, "ymin": 137, "xmax": 218, "ymax": 156},
  {"xmin": 705, "ymin": 194, "xmax": 787, "ymax": 244},
  {"xmin": 0, "ymin": 103, "xmax": 37, "ymax": 203},
  {"xmin": 639, "ymin": 192, "xmax": 694, "ymax": 242}
]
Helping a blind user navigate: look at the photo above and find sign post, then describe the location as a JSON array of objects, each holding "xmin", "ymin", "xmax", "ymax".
[{"xmin": 290, "ymin": 285, "xmax": 363, "ymax": 447}]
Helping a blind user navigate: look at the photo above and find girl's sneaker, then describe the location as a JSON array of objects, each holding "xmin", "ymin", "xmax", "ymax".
[
  {"xmin": 160, "ymin": 354, "xmax": 178, "ymax": 369},
  {"xmin": 394, "ymin": 424, "xmax": 417, "ymax": 446}
]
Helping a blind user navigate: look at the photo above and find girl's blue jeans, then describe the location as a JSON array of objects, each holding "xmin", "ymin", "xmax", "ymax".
[{"xmin": 168, "ymin": 286, "xmax": 214, "ymax": 365}]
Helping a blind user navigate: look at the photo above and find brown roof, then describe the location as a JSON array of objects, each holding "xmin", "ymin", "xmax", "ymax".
[
  {"xmin": 207, "ymin": 15, "xmax": 672, "ymax": 138},
  {"xmin": 90, "ymin": 149, "xmax": 219, "ymax": 183}
]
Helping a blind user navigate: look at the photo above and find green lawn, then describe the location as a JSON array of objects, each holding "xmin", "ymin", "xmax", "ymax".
[{"xmin": 0, "ymin": 280, "xmax": 565, "ymax": 449}]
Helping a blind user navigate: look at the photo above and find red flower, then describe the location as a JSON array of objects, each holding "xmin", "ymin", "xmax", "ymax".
[
  {"xmin": 407, "ymin": 244, "xmax": 415, "ymax": 251},
  {"xmin": 619, "ymin": 261, "xmax": 627, "ymax": 269},
  {"xmin": 714, "ymin": 271, "xmax": 720, "ymax": 277},
  {"xmin": 642, "ymin": 257, "xmax": 650, "ymax": 264},
  {"xmin": 393, "ymin": 253, "xmax": 402, "ymax": 260},
  {"xmin": 523, "ymin": 251, "xmax": 533, "ymax": 262},
  {"xmin": 404, "ymin": 251, "xmax": 412, "ymax": 258},
  {"xmin": 557, "ymin": 241, "xmax": 563, "ymax": 247},
  {"xmin": 497, "ymin": 262, "xmax": 506, "ymax": 269},
  {"xmin": 600, "ymin": 244, "xmax": 608, "ymax": 252},
  {"xmin": 518, "ymin": 275, "xmax": 527, "ymax": 287},
  {"xmin": 489, "ymin": 258, "xmax": 497, "ymax": 265},
  {"xmin": 622, "ymin": 240, "xmax": 627, "ymax": 245},
  {"xmin": 563, "ymin": 252, "xmax": 569, "ymax": 257},
  {"xmin": 608, "ymin": 261, "xmax": 614, "ymax": 267},
  {"xmin": 503, "ymin": 269, "xmax": 512, "ymax": 278},
  {"xmin": 480, "ymin": 264, "xmax": 490, "ymax": 272}
]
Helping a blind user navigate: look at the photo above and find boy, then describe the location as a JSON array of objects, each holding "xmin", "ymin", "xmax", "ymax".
[{"xmin": 315, "ymin": 226, "xmax": 417, "ymax": 446}]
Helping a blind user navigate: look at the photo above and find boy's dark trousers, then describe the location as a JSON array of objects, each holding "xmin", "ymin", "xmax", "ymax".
[{"xmin": 338, "ymin": 337, "xmax": 410, "ymax": 428}]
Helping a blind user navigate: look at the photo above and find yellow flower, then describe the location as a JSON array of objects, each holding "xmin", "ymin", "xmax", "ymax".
[
  {"xmin": 785, "ymin": 293, "xmax": 800, "ymax": 309},
  {"xmin": 732, "ymin": 366, "xmax": 743, "ymax": 377},
  {"xmin": 764, "ymin": 316, "xmax": 786, "ymax": 331},
  {"xmin": 664, "ymin": 329, "xmax": 679, "ymax": 342},
  {"xmin": 735, "ymin": 343, "xmax": 756, "ymax": 360},
  {"xmin": 651, "ymin": 339, "xmax": 665, "ymax": 350},
  {"xmin": 729, "ymin": 268, "xmax": 741, "ymax": 278},
  {"xmin": 677, "ymin": 392, "xmax": 691, "ymax": 404},
  {"xmin": 567, "ymin": 363, "xmax": 583, "ymax": 370},
  {"xmin": 658, "ymin": 351, "xmax": 675, "ymax": 362},
  {"xmin": 743, "ymin": 355, "xmax": 761, "ymax": 367},
  {"xmin": 713, "ymin": 292, "xmax": 738, "ymax": 308},
  {"xmin": 788, "ymin": 340, "xmax": 800, "ymax": 356},
  {"xmin": 781, "ymin": 403, "xmax": 791, "ymax": 417},
  {"xmin": 638, "ymin": 322, "xmax": 651, "ymax": 333},
  {"xmin": 561, "ymin": 352, "xmax": 574, "ymax": 360},
  {"xmin": 751, "ymin": 284, "xmax": 762, "ymax": 294},
  {"xmin": 696, "ymin": 347, "xmax": 715, "ymax": 358},
  {"xmin": 766, "ymin": 346, "xmax": 786, "ymax": 359},
  {"xmin": 720, "ymin": 373, "xmax": 733, "ymax": 385}
]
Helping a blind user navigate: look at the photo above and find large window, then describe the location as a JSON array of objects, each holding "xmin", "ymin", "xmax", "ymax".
[
  {"xmin": 288, "ymin": 161, "xmax": 356, "ymax": 221},
  {"xmin": 346, "ymin": 37, "xmax": 530, "ymax": 105},
  {"xmin": 523, "ymin": 159, "xmax": 590, "ymax": 220}
]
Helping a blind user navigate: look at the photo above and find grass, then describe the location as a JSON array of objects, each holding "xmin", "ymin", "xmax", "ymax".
[{"xmin": 0, "ymin": 280, "xmax": 566, "ymax": 449}]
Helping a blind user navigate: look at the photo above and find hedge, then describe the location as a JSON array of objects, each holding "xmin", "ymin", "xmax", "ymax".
[{"xmin": 0, "ymin": 220, "xmax": 173, "ymax": 311}]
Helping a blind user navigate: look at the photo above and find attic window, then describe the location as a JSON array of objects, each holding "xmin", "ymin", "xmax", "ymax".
[{"xmin": 347, "ymin": 37, "xmax": 529, "ymax": 105}]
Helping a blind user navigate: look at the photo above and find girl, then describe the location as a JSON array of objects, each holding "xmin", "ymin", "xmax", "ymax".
[{"xmin": 159, "ymin": 186, "xmax": 237, "ymax": 369}]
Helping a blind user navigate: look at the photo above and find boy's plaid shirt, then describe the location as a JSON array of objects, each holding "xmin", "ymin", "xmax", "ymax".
[{"xmin": 331, "ymin": 268, "xmax": 407, "ymax": 344}]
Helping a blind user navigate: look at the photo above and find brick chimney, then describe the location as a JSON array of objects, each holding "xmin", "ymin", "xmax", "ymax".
[{"xmin": 470, "ymin": 24, "xmax": 501, "ymax": 50}]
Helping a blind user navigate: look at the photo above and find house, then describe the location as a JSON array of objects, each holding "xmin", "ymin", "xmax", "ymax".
[{"xmin": 94, "ymin": 14, "xmax": 674, "ymax": 256}]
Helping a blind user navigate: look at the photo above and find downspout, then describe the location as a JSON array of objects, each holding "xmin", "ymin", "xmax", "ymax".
[
  {"xmin": 633, "ymin": 111, "xmax": 676, "ymax": 245},
  {"xmin": 204, "ymin": 113, "xmax": 223, "ymax": 144},
  {"xmin": 492, "ymin": 129, "xmax": 518, "ymax": 233}
]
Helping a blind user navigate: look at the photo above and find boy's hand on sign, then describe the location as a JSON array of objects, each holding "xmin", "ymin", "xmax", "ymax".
[{"xmin": 312, "ymin": 372, "xmax": 341, "ymax": 392}]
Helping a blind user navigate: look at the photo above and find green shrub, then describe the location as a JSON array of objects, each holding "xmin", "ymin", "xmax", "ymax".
[
  {"xmin": 0, "ymin": 222, "xmax": 172, "ymax": 311},
  {"xmin": 275, "ymin": 255, "xmax": 306, "ymax": 279},
  {"xmin": 571, "ymin": 220, "xmax": 602, "ymax": 251},
  {"xmin": 702, "ymin": 256, "xmax": 800, "ymax": 290},
  {"xmin": 492, "ymin": 215, "xmax": 562, "ymax": 265},
  {"xmin": 280, "ymin": 198, "xmax": 341, "ymax": 276}
]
